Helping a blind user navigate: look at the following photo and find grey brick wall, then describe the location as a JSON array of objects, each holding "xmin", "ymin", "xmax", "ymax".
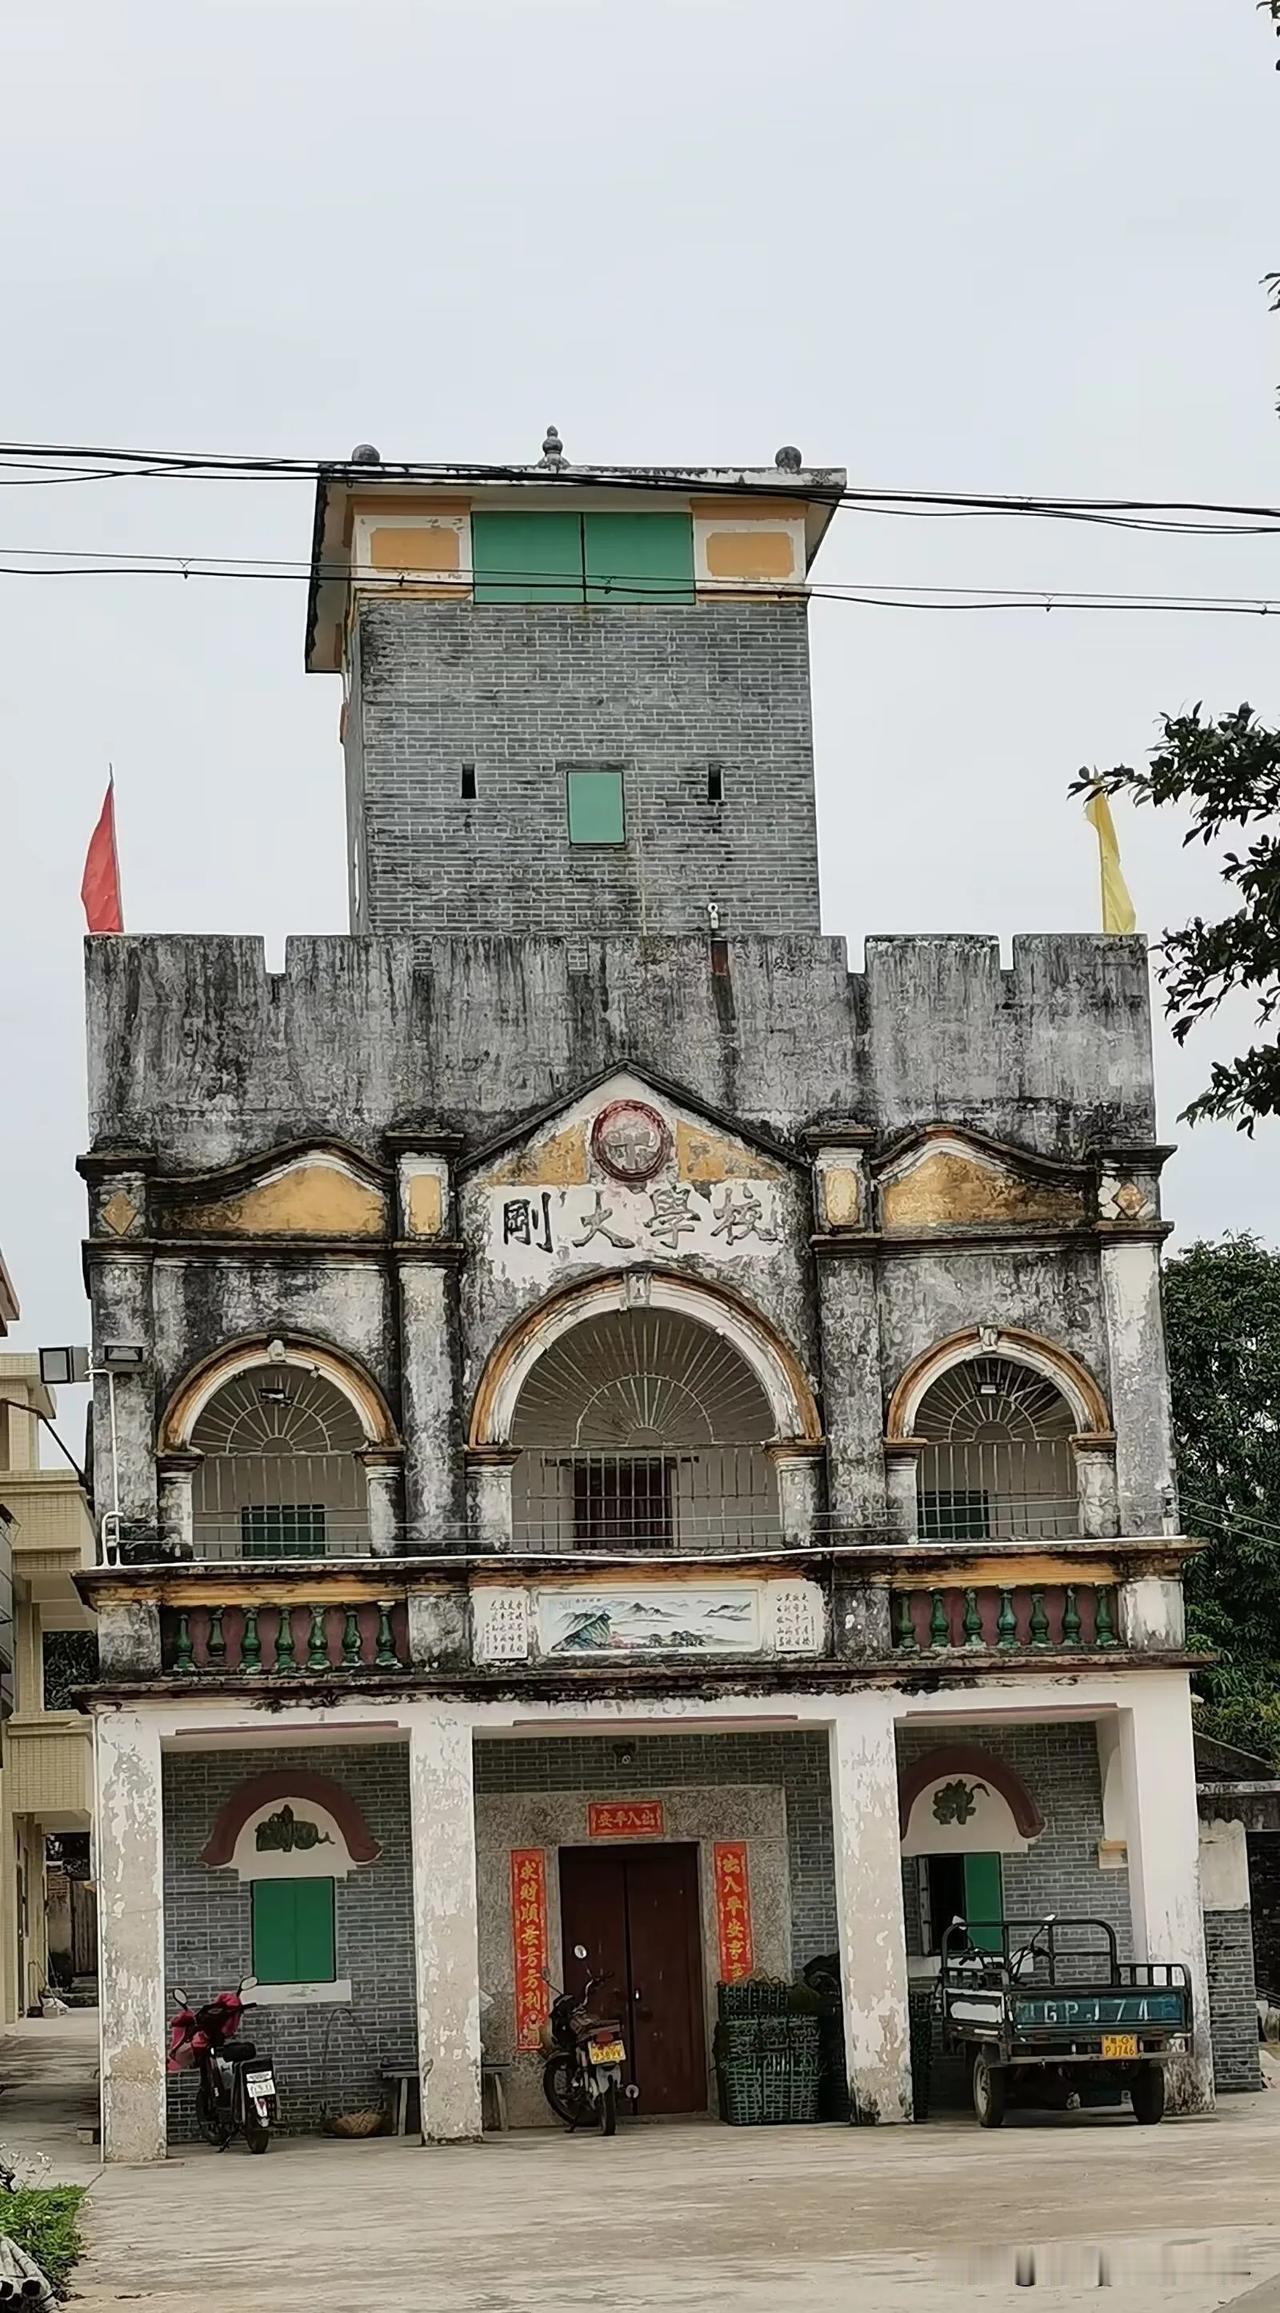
[
  {"xmin": 163, "ymin": 1744, "xmax": 416, "ymax": 2140},
  {"xmin": 348, "ymin": 599, "xmax": 821, "ymax": 937},
  {"xmin": 475, "ymin": 1730, "xmax": 837, "ymax": 1962},
  {"xmin": 1203, "ymin": 1910, "xmax": 1262, "ymax": 2092}
]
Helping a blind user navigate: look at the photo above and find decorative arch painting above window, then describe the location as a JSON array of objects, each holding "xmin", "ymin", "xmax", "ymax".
[
  {"xmin": 199, "ymin": 1769, "xmax": 381, "ymax": 1882},
  {"xmin": 898, "ymin": 1746, "xmax": 1044, "ymax": 1857}
]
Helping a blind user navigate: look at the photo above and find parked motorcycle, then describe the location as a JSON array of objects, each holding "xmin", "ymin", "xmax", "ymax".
[
  {"xmin": 167, "ymin": 1975, "xmax": 278, "ymax": 2153},
  {"xmin": 540, "ymin": 1944, "xmax": 632, "ymax": 2136}
]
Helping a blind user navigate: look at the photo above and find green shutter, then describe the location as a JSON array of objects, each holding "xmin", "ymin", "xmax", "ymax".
[
  {"xmin": 963, "ymin": 1853, "xmax": 1003, "ymax": 1953},
  {"xmin": 566, "ymin": 768, "xmax": 625, "ymax": 846},
  {"xmin": 583, "ymin": 512, "xmax": 694, "ymax": 604},
  {"xmin": 252, "ymin": 1879, "xmax": 336, "ymax": 1983},
  {"xmin": 472, "ymin": 512, "xmax": 584, "ymax": 603}
]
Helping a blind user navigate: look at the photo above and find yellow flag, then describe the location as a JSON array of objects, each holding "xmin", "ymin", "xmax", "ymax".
[{"xmin": 1084, "ymin": 785, "xmax": 1137, "ymax": 935}]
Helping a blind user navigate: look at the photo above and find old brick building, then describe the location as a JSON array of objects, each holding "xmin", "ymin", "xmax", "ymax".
[{"xmin": 77, "ymin": 440, "xmax": 1254, "ymax": 2160}]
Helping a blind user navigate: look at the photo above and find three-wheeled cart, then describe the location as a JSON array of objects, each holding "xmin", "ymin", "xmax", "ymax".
[{"xmin": 939, "ymin": 1916, "xmax": 1192, "ymax": 2128}]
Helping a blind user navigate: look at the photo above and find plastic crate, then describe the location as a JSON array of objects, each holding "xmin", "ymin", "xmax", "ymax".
[{"xmin": 717, "ymin": 1979, "xmax": 791, "ymax": 2021}]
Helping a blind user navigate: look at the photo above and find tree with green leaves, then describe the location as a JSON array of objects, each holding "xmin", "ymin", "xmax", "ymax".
[
  {"xmin": 1164, "ymin": 1233, "xmax": 1280, "ymax": 1757},
  {"xmin": 1071, "ymin": 704, "xmax": 1280, "ymax": 1129}
]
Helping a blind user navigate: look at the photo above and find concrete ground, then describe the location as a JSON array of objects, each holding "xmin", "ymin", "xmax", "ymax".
[{"xmin": 6, "ymin": 2020, "xmax": 1280, "ymax": 2313}]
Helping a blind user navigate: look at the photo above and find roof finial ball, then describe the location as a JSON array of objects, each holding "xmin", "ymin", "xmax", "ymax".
[
  {"xmin": 539, "ymin": 424, "xmax": 568, "ymax": 470},
  {"xmin": 349, "ymin": 443, "xmax": 382, "ymax": 466},
  {"xmin": 774, "ymin": 444, "xmax": 803, "ymax": 474}
]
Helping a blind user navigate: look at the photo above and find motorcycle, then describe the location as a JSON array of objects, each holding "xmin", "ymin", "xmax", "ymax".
[
  {"xmin": 540, "ymin": 1944, "xmax": 633, "ymax": 2137},
  {"xmin": 167, "ymin": 1974, "xmax": 278, "ymax": 2153}
]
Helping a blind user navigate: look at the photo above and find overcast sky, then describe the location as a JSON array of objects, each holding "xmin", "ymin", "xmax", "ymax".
[{"xmin": 1, "ymin": 0, "xmax": 1277, "ymax": 1425}]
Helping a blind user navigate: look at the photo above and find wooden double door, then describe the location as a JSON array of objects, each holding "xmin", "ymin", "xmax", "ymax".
[{"xmin": 559, "ymin": 1843, "xmax": 707, "ymax": 2115}]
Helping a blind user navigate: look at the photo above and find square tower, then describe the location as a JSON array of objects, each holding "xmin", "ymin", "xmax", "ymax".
[{"xmin": 306, "ymin": 441, "xmax": 845, "ymax": 936}]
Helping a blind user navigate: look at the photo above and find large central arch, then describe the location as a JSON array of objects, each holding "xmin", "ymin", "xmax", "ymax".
[{"xmin": 468, "ymin": 1271, "xmax": 822, "ymax": 1449}]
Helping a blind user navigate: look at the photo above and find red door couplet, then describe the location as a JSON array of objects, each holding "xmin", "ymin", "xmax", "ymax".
[{"xmin": 559, "ymin": 1843, "xmax": 707, "ymax": 2114}]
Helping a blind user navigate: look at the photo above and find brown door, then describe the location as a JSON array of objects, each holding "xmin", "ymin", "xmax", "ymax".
[{"xmin": 559, "ymin": 1843, "xmax": 706, "ymax": 2115}]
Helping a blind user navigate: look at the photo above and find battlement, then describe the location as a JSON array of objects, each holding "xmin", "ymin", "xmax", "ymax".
[{"xmin": 86, "ymin": 932, "xmax": 1155, "ymax": 1167}]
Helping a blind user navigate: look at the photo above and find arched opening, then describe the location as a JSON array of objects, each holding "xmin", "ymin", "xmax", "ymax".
[
  {"xmin": 190, "ymin": 1360, "xmax": 369, "ymax": 1558},
  {"xmin": 915, "ymin": 1355, "xmax": 1076, "ymax": 1542},
  {"xmin": 508, "ymin": 1308, "xmax": 781, "ymax": 1551}
]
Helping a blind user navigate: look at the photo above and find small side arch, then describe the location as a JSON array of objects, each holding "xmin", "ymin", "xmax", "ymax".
[
  {"xmin": 886, "ymin": 1326, "xmax": 1110, "ymax": 1443},
  {"xmin": 200, "ymin": 1769, "xmax": 381, "ymax": 1872},
  {"xmin": 898, "ymin": 1744, "xmax": 1045, "ymax": 1844},
  {"xmin": 159, "ymin": 1333, "xmax": 399, "ymax": 1455},
  {"xmin": 469, "ymin": 1270, "xmax": 822, "ymax": 1448}
]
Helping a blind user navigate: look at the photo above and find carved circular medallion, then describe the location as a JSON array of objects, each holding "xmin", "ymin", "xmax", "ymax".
[{"xmin": 591, "ymin": 1100, "xmax": 670, "ymax": 1184}]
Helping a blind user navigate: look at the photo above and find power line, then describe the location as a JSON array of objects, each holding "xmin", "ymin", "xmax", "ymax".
[
  {"xmin": 0, "ymin": 549, "xmax": 1276, "ymax": 618},
  {"xmin": 0, "ymin": 439, "xmax": 1279, "ymax": 537}
]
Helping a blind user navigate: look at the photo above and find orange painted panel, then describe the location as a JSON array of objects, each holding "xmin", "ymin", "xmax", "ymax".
[{"xmin": 714, "ymin": 1841, "xmax": 754, "ymax": 1982}]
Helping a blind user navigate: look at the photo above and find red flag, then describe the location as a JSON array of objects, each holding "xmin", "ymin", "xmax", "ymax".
[{"xmin": 81, "ymin": 776, "xmax": 123, "ymax": 933}]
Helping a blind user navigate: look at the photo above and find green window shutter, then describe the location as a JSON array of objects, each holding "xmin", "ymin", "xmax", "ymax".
[
  {"xmin": 566, "ymin": 767, "xmax": 625, "ymax": 846},
  {"xmin": 583, "ymin": 512, "xmax": 694, "ymax": 604},
  {"xmin": 963, "ymin": 1853, "xmax": 1003, "ymax": 1952},
  {"xmin": 472, "ymin": 511, "xmax": 584, "ymax": 603},
  {"xmin": 241, "ymin": 1505, "xmax": 326, "ymax": 1560},
  {"xmin": 252, "ymin": 1879, "xmax": 336, "ymax": 1983}
]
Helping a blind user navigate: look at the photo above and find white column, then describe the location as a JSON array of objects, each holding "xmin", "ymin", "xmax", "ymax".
[
  {"xmin": 94, "ymin": 1711, "xmax": 167, "ymax": 2163},
  {"xmin": 360, "ymin": 1451, "xmax": 404, "ymax": 1556},
  {"xmin": 399, "ymin": 1262, "xmax": 461, "ymax": 1546},
  {"xmin": 465, "ymin": 1449, "xmax": 518, "ymax": 1550},
  {"xmin": 156, "ymin": 1456, "xmax": 197, "ymax": 1556},
  {"xmin": 1118, "ymin": 1675, "xmax": 1214, "ymax": 2111},
  {"xmin": 767, "ymin": 1443, "xmax": 823, "ymax": 1546},
  {"xmin": 405, "ymin": 1708, "xmax": 482, "ymax": 2141},
  {"xmin": 884, "ymin": 1444, "xmax": 922, "ymax": 1539},
  {"xmin": 1072, "ymin": 1440, "xmax": 1119, "ymax": 1538},
  {"xmin": 1100, "ymin": 1238, "xmax": 1177, "ymax": 1535},
  {"xmin": 828, "ymin": 1696, "xmax": 913, "ymax": 2123}
]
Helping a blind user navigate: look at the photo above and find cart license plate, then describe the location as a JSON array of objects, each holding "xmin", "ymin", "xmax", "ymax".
[
  {"xmin": 245, "ymin": 2072, "xmax": 275, "ymax": 2095},
  {"xmin": 1101, "ymin": 2034, "xmax": 1138, "ymax": 2060},
  {"xmin": 587, "ymin": 2041, "xmax": 624, "ymax": 2065}
]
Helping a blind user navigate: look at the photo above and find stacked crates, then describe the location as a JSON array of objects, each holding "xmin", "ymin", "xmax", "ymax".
[{"xmin": 715, "ymin": 1982, "xmax": 821, "ymax": 2125}]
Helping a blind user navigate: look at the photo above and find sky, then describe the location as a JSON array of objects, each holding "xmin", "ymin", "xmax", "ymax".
[{"xmin": 0, "ymin": 0, "xmax": 1277, "ymax": 1440}]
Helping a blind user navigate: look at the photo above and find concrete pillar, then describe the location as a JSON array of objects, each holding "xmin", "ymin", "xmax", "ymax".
[
  {"xmin": 398, "ymin": 1261, "xmax": 462, "ymax": 1547},
  {"xmin": 405, "ymin": 1709, "xmax": 482, "ymax": 2142},
  {"xmin": 766, "ymin": 1442, "xmax": 824, "ymax": 1546},
  {"xmin": 1100, "ymin": 1238, "xmax": 1177, "ymax": 1535},
  {"xmin": 88, "ymin": 1255, "xmax": 158, "ymax": 1539},
  {"xmin": 94, "ymin": 1711, "xmax": 167, "ymax": 2162},
  {"xmin": 884, "ymin": 1443, "xmax": 922, "ymax": 1539},
  {"xmin": 466, "ymin": 1449, "xmax": 517, "ymax": 1550},
  {"xmin": 360, "ymin": 1450, "xmax": 404, "ymax": 1556},
  {"xmin": 1072, "ymin": 1441, "xmax": 1119, "ymax": 1538},
  {"xmin": 1118, "ymin": 1676, "xmax": 1214, "ymax": 2111},
  {"xmin": 156, "ymin": 1455, "xmax": 197, "ymax": 1557},
  {"xmin": 814, "ymin": 1252, "xmax": 888, "ymax": 1533},
  {"xmin": 827, "ymin": 1696, "xmax": 913, "ymax": 2123}
]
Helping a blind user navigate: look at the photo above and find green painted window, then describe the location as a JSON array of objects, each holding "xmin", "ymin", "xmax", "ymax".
[
  {"xmin": 583, "ymin": 512, "xmax": 694, "ymax": 603},
  {"xmin": 471, "ymin": 510, "xmax": 694, "ymax": 605},
  {"xmin": 240, "ymin": 1505, "xmax": 326, "ymax": 1559},
  {"xmin": 566, "ymin": 767, "xmax": 625, "ymax": 845},
  {"xmin": 962, "ymin": 1852, "xmax": 1004, "ymax": 1952},
  {"xmin": 251, "ymin": 1878, "xmax": 336, "ymax": 1984},
  {"xmin": 472, "ymin": 511, "xmax": 583, "ymax": 603},
  {"xmin": 919, "ymin": 1490, "xmax": 990, "ymax": 1542}
]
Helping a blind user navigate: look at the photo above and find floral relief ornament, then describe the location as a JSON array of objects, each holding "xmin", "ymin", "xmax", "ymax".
[
  {"xmin": 591, "ymin": 1100, "xmax": 671, "ymax": 1185},
  {"xmin": 931, "ymin": 1778, "xmax": 988, "ymax": 1827}
]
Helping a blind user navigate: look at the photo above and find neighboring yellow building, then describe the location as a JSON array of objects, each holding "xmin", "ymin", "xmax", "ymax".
[{"xmin": 0, "ymin": 1351, "xmax": 97, "ymax": 2021}]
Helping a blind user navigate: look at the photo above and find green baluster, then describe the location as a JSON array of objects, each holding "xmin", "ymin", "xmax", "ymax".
[
  {"xmin": 962, "ymin": 1588, "xmax": 983, "ymax": 1648},
  {"xmin": 341, "ymin": 1607, "xmax": 361, "ymax": 1668},
  {"xmin": 306, "ymin": 1605, "xmax": 330, "ymax": 1672},
  {"xmin": 894, "ymin": 1590, "xmax": 918, "ymax": 1654},
  {"xmin": 1062, "ymin": 1585, "xmax": 1082, "ymax": 1647},
  {"xmin": 174, "ymin": 1612, "xmax": 195, "ymax": 1676},
  {"xmin": 274, "ymin": 1608, "xmax": 298, "ymax": 1674},
  {"xmin": 996, "ymin": 1588, "xmax": 1018, "ymax": 1649},
  {"xmin": 207, "ymin": 1607, "xmax": 226, "ymax": 1669},
  {"xmin": 1029, "ymin": 1588, "xmax": 1050, "ymax": 1647},
  {"xmin": 1095, "ymin": 1586, "xmax": 1118, "ymax": 1649},
  {"xmin": 928, "ymin": 1590, "xmax": 950, "ymax": 1650},
  {"xmin": 375, "ymin": 1600, "xmax": 399, "ymax": 1669},
  {"xmin": 241, "ymin": 1607, "xmax": 262, "ymax": 1675}
]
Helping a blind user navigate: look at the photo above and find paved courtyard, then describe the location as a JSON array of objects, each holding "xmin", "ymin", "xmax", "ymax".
[{"xmin": 6, "ymin": 2021, "xmax": 1280, "ymax": 2312}]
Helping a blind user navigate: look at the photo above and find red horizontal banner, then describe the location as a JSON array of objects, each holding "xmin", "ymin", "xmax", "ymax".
[{"xmin": 588, "ymin": 1800, "xmax": 666, "ymax": 1838}]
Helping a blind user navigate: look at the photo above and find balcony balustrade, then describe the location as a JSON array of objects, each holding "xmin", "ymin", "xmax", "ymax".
[
  {"xmin": 160, "ymin": 1598, "xmax": 409, "ymax": 1677},
  {"xmin": 891, "ymin": 1581, "xmax": 1118, "ymax": 1654}
]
